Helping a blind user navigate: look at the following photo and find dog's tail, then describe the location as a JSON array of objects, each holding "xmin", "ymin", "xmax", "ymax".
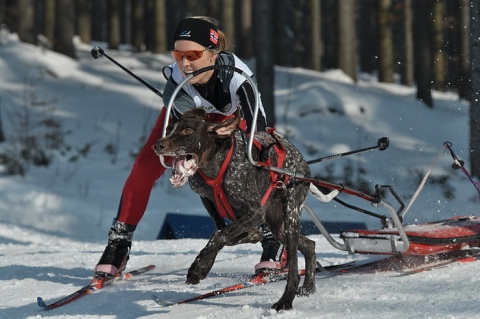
[{"xmin": 309, "ymin": 184, "xmax": 338, "ymax": 203}]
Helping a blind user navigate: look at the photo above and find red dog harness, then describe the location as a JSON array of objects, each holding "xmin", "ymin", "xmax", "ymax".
[{"xmin": 197, "ymin": 128, "xmax": 286, "ymax": 220}]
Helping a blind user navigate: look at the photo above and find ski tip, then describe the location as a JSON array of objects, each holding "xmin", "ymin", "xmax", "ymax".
[
  {"xmin": 37, "ymin": 297, "xmax": 48, "ymax": 309},
  {"xmin": 152, "ymin": 295, "xmax": 174, "ymax": 307},
  {"xmin": 316, "ymin": 261, "xmax": 326, "ymax": 272}
]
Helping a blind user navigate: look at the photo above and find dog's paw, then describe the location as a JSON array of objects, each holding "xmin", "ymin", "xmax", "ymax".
[
  {"xmin": 186, "ymin": 266, "xmax": 201, "ymax": 285},
  {"xmin": 271, "ymin": 300, "xmax": 293, "ymax": 312},
  {"xmin": 186, "ymin": 270, "xmax": 203, "ymax": 285},
  {"xmin": 297, "ymin": 284, "xmax": 316, "ymax": 297},
  {"xmin": 185, "ymin": 276, "xmax": 200, "ymax": 285},
  {"xmin": 186, "ymin": 266, "xmax": 208, "ymax": 285}
]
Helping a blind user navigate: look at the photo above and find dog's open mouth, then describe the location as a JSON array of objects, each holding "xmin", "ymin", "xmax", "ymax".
[{"xmin": 170, "ymin": 154, "xmax": 198, "ymax": 188}]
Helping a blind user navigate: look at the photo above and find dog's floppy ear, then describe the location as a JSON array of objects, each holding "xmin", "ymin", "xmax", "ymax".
[{"xmin": 207, "ymin": 109, "xmax": 241, "ymax": 137}]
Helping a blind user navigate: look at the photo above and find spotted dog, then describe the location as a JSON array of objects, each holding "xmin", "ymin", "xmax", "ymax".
[{"xmin": 154, "ymin": 108, "xmax": 317, "ymax": 311}]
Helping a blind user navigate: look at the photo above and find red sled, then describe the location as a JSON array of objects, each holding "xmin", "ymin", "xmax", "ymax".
[
  {"xmin": 303, "ymin": 141, "xmax": 480, "ymax": 258},
  {"xmin": 340, "ymin": 215, "xmax": 480, "ymax": 256}
]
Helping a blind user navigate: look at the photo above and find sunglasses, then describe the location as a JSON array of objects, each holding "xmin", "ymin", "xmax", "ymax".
[{"xmin": 171, "ymin": 48, "xmax": 210, "ymax": 62}]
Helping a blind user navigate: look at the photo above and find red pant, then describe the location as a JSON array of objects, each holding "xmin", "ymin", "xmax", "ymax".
[
  {"xmin": 115, "ymin": 107, "xmax": 245, "ymax": 225},
  {"xmin": 116, "ymin": 107, "xmax": 168, "ymax": 225}
]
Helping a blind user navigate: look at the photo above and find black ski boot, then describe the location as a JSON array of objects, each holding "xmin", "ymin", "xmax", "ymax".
[
  {"xmin": 95, "ymin": 219, "xmax": 136, "ymax": 278},
  {"xmin": 254, "ymin": 225, "xmax": 287, "ymax": 274}
]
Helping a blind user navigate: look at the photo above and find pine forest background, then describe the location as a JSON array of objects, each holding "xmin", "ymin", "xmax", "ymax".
[{"xmin": 1, "ymin": 0, "xmax": 479, "ymax": 177}]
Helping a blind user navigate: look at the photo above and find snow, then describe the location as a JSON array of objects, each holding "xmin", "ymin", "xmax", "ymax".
[{"xmin": 0, "ymin": 33, "xmax": 479, "ymax": 319}]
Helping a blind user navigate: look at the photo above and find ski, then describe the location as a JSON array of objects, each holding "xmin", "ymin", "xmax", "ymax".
[
  {"xmin": 393, "ymin": 249, "xmax": 480, "ymax": 276},
  {"xmin": 37, "ymin": 264, "xmax": 155, "ymax": 310},
  {"xmin": 335, "ymin": 249, "xmax": 480, "ymax": 276},
  {"xmin": 152, "ymin": 261, "xmax": 356, "ymax": 307}
]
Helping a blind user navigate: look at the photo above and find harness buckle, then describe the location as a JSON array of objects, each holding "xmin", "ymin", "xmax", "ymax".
[{"xmin": 275, "ymin": 181, "xmax": 286, "ymax": 189}]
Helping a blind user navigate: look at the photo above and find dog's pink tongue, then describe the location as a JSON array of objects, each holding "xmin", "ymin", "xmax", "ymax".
[{"xmin": 170, "ymin": 157, "xmax": 196, "ymax": 188}]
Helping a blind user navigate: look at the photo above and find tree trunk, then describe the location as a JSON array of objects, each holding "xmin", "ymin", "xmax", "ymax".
[
  {"xmin": 0, "ymin": 0, "xmax": 5, "ymax": 25},
  {"xmin": 90, "ymin": 1, "xmax": 106, "ymax": 43},
  {"xmin": 53, "ymin": 0, "xmax": 76, "ymax": 59},
  {"xmin": 222, "ymin": 0, "xmax": 235, "ymax": 53},
  {"xmin": 401, "ymin": 0, "xmax": 414, "ymax": 86},
  {"xmin": 144, "ymin": 0, "xmax": 154, "ymax": 51},
  {"xmin": 458, "ymin": 0, "xmax": 470, "ymax": 100},
  {"xmin": 376, "ymin": 0, "xmax": 394, "ymax": 83},
  {"xmin": 338, "ymin": 0, "xmax": 357, "ymax": 81},
  {"xmin": 239, "ymin": 0, "xmax": 252, "ymax": 58},
  {"xmin": 151, "ymin": 0, "xmax": 167, "ymax": 54},
  {"xmin": 413, "ymin": 0, "xmax": 433, "ymax": 107},
  {"xmin": 469, "ymin": 0, "xmax": 480, "ymax": 178},
  {"xmin": 357, "ymin": 0, "xmax": 376, "ymax": 73},
  {"xmin": 291, "ymin": 1, "xmax": 307, "ymax": 68},
  {"xmin": 131, "ymin": 0, "xmax": 144, "ymax": 51},
  {"xmin": 431, "ymin": 0, "xmax": 446, "ymax": 91},
  {"xmin": 273, "ymin": 0, "xmax": 294, "ymax": 67},
  {"xmin": 16, "ymin": 0, "xmax": 35, "ymax": 44},
  {"xmin": 107, "ymin": 0, "xmax": 121, "ymax": 50},
  {"xmin": 43, "ymin": 0, "xmax": 55, "ymax": 43},
  {"xmin": 253, "ymin": 0, "xmax": 275, "ymax": 128},
  {"xmin": 77, "ymin": 0, "xmax": 91, "ymax": 44},
  {"xmin": 309, "ymin": 0, "xmax": 322, "ymax": 71},
  {"xmin": 322, "ymin": 0, "xmax": 338, "ymax": 69}
]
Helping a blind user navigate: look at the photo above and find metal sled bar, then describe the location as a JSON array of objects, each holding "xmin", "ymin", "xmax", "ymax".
[
  {"xmin": 159, "ymin": 65, "xmax": 261, "ymax": 169},
  {"xmin": 303, "ymin": 204, "xmax": 348, "ymax": 251},
  {"xmin": 160, "ymin": 72, "xmax": 195, "ymax": 168},
  {"xmin": 377, "ymin": 200, "xmax": 410, "ymax": 253},
  {"xmin": 306, "ymin": 200, "xmax": 410, "ymax": 254}
]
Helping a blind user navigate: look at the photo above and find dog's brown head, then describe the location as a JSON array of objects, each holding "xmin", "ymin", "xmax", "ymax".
[{"xmin": 154, "ymin": 108, "xmax": 241, "ymax": 188}]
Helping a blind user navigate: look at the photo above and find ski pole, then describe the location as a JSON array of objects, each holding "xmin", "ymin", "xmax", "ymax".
[
  {"xmin": 444, "ymin": 141, "xmax": 480, "ymax": 196},
  {"xmin": 90, "ymin": 47, "xmax": 163, "ymax": 98},
  {"xmin": 307, "ymin": 137, "xmax": 389, "ymax": 165}
]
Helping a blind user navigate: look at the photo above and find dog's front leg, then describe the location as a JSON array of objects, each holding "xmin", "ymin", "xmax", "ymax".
[
  {"xmin": 186, "ymin": 210, "xmax": 264, "ymax": 285},
  {"xmin": 186, "ymin": 230, "xmax": 225, "ymax": 285},
  {"xmin": 224, "ymin": 226, "xmax": 263, "ymax": 245}
]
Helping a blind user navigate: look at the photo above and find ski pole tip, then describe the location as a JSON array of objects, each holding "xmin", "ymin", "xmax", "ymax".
[{"xmin": 37, "ymin": 296, "xmax": 48, "ymax": 308}]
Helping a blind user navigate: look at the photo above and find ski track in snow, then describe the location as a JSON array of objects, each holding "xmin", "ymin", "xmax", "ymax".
[
  {"xmin": 0, "ymin": 33, "xmax": 479, "ymax": 319},
  {"xmin": 2, "ymin": 226, "xmax": 480, "ymax": 319}
]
